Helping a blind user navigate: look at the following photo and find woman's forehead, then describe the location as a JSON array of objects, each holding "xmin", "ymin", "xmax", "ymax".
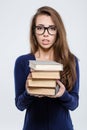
[{"xmin": 35, "ymin": 15, "xmax": 55, "ymax": 26}]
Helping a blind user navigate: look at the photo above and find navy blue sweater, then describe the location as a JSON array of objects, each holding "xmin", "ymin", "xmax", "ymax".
[{"xmin": 14, "ymin": 53, "xmax": 80, "ymax": 130}]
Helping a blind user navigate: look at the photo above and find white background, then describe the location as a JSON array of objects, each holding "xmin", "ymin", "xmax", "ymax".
[{"xmin": 0, "ymin": 0, "xmax": 87, "ymax": 130}]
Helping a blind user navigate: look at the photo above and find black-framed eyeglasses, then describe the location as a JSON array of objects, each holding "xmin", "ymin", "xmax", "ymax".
[{"xmin": 34, "ymin": 25, "xmax": 57, "ymax": 35}]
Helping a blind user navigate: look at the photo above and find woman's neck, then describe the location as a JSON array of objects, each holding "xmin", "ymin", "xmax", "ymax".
[{"xmin": 35, "ymin": 48, "xmax": 54, "ymax": 61}]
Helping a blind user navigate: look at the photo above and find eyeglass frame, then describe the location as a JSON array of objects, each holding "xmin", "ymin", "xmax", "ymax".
[{"xmin": 33, "ymin": 25, "xmax": 57, "ymax": 35}]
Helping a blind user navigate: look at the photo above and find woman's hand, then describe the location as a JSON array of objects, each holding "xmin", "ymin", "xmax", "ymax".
[
  {"xmin": 55, "ymin": 80, "xmax": 65, "ymax": 97},
  {"xmin": 25, "ymin": 73, "xmax": 31, "ymax": 94},
  {"xmin": 48, "ymin": 80, "xmax": 66, "ymax": 98}
]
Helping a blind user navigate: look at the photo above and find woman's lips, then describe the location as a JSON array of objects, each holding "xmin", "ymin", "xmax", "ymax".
[{"xmin": 42, "ymin": 39, "xmax": 49, "ymax": 45}]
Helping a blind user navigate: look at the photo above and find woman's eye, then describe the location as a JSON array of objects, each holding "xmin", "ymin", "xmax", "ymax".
[
  {"xmin": 50, "ymin": 27, "xmax": 56, "ymax": 30},
  {"xmin": 37, "ymin": 26, "xmax": 43, "ymax": 30}
]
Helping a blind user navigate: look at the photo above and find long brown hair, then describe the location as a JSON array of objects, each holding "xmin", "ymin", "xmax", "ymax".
[{"xmin": 30, "ymin": 6, "xmax": 77, "ymax": 91}]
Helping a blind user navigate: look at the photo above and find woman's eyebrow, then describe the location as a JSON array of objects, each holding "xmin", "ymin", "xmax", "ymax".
[{"xmin": 36, "ymin": 24, "xmax": 55, "ymax": 27}]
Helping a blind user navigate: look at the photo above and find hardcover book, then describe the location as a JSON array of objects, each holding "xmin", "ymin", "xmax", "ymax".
[
  {"xmin": 27, "ymin": 78, "xmax": 57, "ymax": 88},
  {"xmin": 29, "ymin": 60, "xmax": 63, "ymax": 71},
  {"xmin": 28, "ymin": 85, "xmax": 59, "ymax": 96},
  {"xmin": 31, "ymin": 71, "xmax": 60, "ymax": 79}
]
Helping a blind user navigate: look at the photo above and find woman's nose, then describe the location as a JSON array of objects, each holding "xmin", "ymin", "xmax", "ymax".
[{"xmin": 43, "ymin": 29, "xmax": 49, "ymax": 36}]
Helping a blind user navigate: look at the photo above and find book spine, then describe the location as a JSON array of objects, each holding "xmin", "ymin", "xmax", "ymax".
[{"xmin": 27, "ymin": 79, "xmax": 57, "ymax": 88}]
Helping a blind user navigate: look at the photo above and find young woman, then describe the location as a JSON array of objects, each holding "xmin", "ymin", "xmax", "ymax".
[{"xmin": 14, "ymin": 6, "xmax": 80, "ymax": 130}]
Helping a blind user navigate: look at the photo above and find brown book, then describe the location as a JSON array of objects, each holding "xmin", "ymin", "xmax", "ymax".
[
  {"xmin": 28, "ymin": 85, "xmax": 59, "ymax": 96},
  {"xmin": 31, "ymin": 71, "xmax": 60, "ymax": 79},
  {"xmin": 27, "ymin": 78, "xmax": 57, "ymax": 88},
  {"xmin": 29, "ymin": 60, "xmax": 63, "ymax": 71}
]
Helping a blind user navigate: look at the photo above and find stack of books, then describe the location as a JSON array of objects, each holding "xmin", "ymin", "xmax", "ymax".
[{"xmin": 27, "ymin": 60, "xmax": 63, "ymax": 96}]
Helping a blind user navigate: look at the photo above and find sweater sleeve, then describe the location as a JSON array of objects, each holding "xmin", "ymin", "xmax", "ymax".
[
  {"xmin": 58, "ymin": 58, "xmax": 80, "ymax": 111},
  {"xmin": 14, "ymin": 56, "xmax": 36, "ymax": 111}
]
